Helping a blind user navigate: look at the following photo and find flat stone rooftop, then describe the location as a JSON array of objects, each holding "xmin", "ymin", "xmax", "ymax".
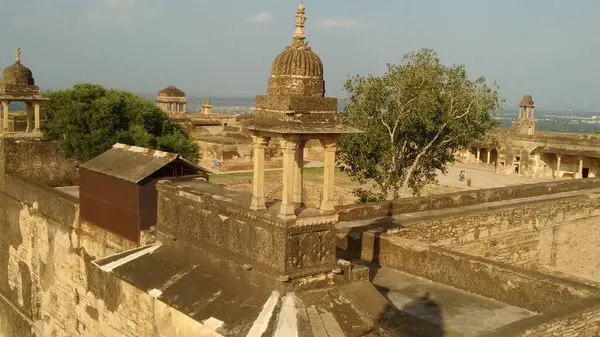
[{"xmin": 371, "ymin": 266, "xmax": 535, "ymax": 336}]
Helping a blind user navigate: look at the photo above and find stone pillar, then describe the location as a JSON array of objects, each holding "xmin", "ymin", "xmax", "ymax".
[
  {"xmin": 578, "ymin": 157, "xmax": 584, "ymax": 179},
  {"xmin": 250, "ymin": 135, "xmax": 268, "ymax": 211},
  {"xmin": 476, "ymin": 148, "xmax": 481, "ymax": 164},
  {"xmin": 495, "ymin": 156, "xmax": 500, "ymax": 174},
  {"xmin": 556, "ymin": 155, "xmax": 562, "ymax": 173},
  {"xmin": 0, "ymin": 135, "xmax": 4, "ymax": 186},
  {"xmin": 293, "ymin": 140, "xmax": 306, "ymax": 206},
  {"xmin": 279, "ymin": 137, "xmax": 297, "ymax": 219},
  {"xmin": 320, "ymin": 138, "xmax": 337, "ymax": 212},
  {"xmin": 34, "ymin": 103, "xmax": 40, "ymax": 131},
  {"xmin": 2, "ymin": 101, "xmax": 8, "ymax": 131},
  {"xmin": 486, "ymin": 149, "xmax": 491, "ymax": 164},
  {"xmin": 518, "ymin": 107, "xmax": 522, "ymax": 119},
  {"xmin": 183, "ymin": 103, "xmax": 187, "ymax": 113},
  {"xmin": 25, "ymin": 102, "xmax": 32, "ymax": 132}
]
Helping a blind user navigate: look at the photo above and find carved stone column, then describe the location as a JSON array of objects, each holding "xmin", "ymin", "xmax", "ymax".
[
  {"xmin": 476, "ymin": 148, "xmax": 481, "ymax": 164},
  {"xmin": 518, "ymin": 106, "xmax": 522, "ymax": 119},
  {"xmin": 293, "ymin": 140, "xmax": 306, "ymax": 206},
  {"xmin": 279, "ymin": 137, "xmax": 298, "ymax": 219},
  {"xmin": 320, "ymin": 138, "xmax": 337, "ymax": 212},
  {"xmin": 250, "ymin": 135, "xmax": 268, "ymax": 211},
  {"xmin": 556, "ymin": 154, "xmax": 562, "ymax": 173},
  {"xmin": 25, "ymin": 102, "xmax": 32, "ymax": 132},
  {"xmin": 2, "ymin": 101, "xmax": 9, "ymax": 132},
  {"xmin": 578, "ymin": 157, "xmax": 584, "ymax": 179},
  {"xmin": 486, "ymin": 149, "xmax": 491, "ymax": 164},
  {"xmin": 34, "ymin": 103, "xmax": 41, "ymax": 132}
]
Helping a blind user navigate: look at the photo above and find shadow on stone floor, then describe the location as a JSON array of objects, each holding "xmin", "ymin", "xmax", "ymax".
[
  {"xmin": 337, "ymin": 203, "xmax": 404, "ymax": 261},
  {"xmin": 373, "ymin": 294, "xmax": 447, "ymax": 337}
]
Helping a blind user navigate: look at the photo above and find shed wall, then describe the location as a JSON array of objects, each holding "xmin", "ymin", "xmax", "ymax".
[{"xmin": 80, "ymin": 168, "xmax": 140, "ymax": 242}]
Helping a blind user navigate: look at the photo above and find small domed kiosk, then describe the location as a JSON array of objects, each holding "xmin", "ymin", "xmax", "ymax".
[
  {"xmin": 0, "ymin": 48, "xmax": 48, "ymax": 135},
  {"xmin": 513, "ymin": 94, "xmax": 536, "ymax": 135},
  {"xmin": 156, "ymin": 86, "xmax": 186, "ymax": 115},
  {"xmin": 244, "ymin": 3, "xmax": 359, "ymax": 219},
  {"xmin": 519, "ymin": 94, "xmax": 535, "ymax": 118}
]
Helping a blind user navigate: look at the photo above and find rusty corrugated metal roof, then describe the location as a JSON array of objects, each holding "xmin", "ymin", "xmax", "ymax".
[{"xmin": 79, "ymin": 143, "xmax": 201, "ymax": 184}]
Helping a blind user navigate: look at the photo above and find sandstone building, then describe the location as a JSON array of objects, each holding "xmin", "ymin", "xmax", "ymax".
[
  {"xmin": 462, "ymin": 93, "xmax": 600, "ymax": 179},
  {"xmin": 1, "ymin": 3, "xmax": 600, "ymax": 337}
]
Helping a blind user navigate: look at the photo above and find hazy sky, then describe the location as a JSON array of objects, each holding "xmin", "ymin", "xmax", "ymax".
[{"xmin": 1, "ymin": 0, "xmax": 599, "ymax": 110}]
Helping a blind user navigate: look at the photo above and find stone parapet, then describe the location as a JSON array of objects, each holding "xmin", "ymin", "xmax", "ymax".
[
  {"xmin": 365, "ymin": 233, "xmax": 600, "ymax": 314},
  {"xmin": 155, "ymin": 179, "xmax": 338, "ymax": 281},
  {"xmin": 338, "ymin": 177, "xmax": 600, "ymax": 222}
]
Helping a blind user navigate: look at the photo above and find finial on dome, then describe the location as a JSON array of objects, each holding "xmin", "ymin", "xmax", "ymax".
[
  {"xmin": 293, "ymin": 2, "xmax": 307, "ymax": 41},
  {"xmin": 15, "ymin": 47, "xmax": 21, "ymax": 63}
]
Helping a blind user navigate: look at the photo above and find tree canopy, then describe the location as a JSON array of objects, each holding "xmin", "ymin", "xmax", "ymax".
[
  {"xmin": 338, "ymin": 49, "xmax": 502, "ymax": 200},
  {"xmin": 41, "ymin": 84, "xmax": 199, "ymax": 162}
]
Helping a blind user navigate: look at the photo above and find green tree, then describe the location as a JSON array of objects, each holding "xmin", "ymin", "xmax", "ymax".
[
  {"xmin": 41, "ymin": 84, "xmax": 199, "ymax": 162},
  {"xmin": 338, "ymin": 49, "xmax": 501, "ymax": 200}
]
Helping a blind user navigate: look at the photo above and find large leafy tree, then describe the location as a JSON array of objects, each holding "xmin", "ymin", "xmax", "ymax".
[
  {"xmin": 339, "ymin": 49, "xmax": 501, "ymax": 199},
  {"xmin": 41, "ymin": 84, "xmax": 199, "ymax": 162}
]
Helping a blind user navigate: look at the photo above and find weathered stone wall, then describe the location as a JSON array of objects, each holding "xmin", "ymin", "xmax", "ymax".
[
  {"xmin": 364, "ymin": 234, "xmax": 600, "ymax": 314},
  {"xmin": 388, "ymin": 193, "xmax": 600, "ymax": 280},
  {"xmin": 156, "ymin": 180, "xmax": 337, "ymax": 278},
  {"xmin": 549, "ymin": 217, "xmax": 600, "ymax": 282},
  {"xmin": 0, "ymin": 174, "xmax": 220, "ymax": 336},
  {"xmin": 337, "ymin": 177, "xmax": 600, "ymax": 221},
  {"xmin": 5, "ymin": 140, "xmax": 79, "ymax": 187},
  {"xmin": 487, "ymin": 299, "xmax": 600, "ymax": 337}
]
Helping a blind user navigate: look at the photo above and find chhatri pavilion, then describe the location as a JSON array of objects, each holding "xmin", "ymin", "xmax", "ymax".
[
  {"xmin": 0, "ymin": 48, "xmax": 48, "ymax": 137},
  {"xmin": 156, "ymin": 85, "xmax": 187, "ymax": 115},
  {"xmin": 244, "ymin": 3, "xmax": 359, "ymax": 219}
]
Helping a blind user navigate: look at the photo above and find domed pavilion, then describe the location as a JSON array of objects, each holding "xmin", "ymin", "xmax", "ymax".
[
  {"xmin": 519, "ymin": 94, "xmax": 535, "ymax": 118},
  {"xmin": 512, "ymin": 94, "xmax": 536, "ymax": 135},
  {"xmin": 245, "ymin": 3, "xmax": 359, "ymax": 219},
  {"xmin": 0, "ymin": 48, "xmax": 48, "ymax": 135},
  {"xmin": 156, "ymin": 85, "xmax": 186, "ymax": 115}
]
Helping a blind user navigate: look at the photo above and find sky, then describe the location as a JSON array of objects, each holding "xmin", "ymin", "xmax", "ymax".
[{"xmin": 1, "ymin": 0, "xmax": 600, "ymax": 110}]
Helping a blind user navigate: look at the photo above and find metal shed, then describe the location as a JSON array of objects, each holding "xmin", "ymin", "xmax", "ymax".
[{"xmin": 79, "ymin": 143, "xmax": 206, "ymax": 242}]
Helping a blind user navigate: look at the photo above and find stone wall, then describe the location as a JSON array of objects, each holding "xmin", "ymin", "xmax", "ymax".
[
  {"xmin": 487, "ymin": 299, "xmax": 600, "ymax": 337},
  {"xmin": 156, "ymin": 180, "xmax": 337, "ymax": 279},
  {"xmin": 5, "ymin": 140, "xmax": 79, "ymax": 187},
  {"xmin": 337, "ymin": 177, "xmax": 600, "ymax": 221},
  {"xmin": 364, "ymin": 234, "xmax": 600, "ymax": 314},
  {"xmin": 386, "ymin": 192, "xmax": 600, "ymax": 281},
  {"xmin": 0, "ymin": 174, "xmax": 220, "ymax": 336}
]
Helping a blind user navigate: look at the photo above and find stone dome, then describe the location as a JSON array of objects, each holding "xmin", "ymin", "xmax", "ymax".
[
  {"xmin": 519, "ymin": 94, "xmax": 534, "ymax": 107},
  {"xmin": 270, "ymin": 45, "xmax": 323, "ymax": 78},
  {"xmin": 158, "ymin": 86, "xmax": 185, "ymax": 98},
  {"xmin": 1, "ymin": 48, "xmax": 35, "ymax": 86},
  {"xmin": 266, "ymin": 4, "xmax": 325, "ymax": 97}
]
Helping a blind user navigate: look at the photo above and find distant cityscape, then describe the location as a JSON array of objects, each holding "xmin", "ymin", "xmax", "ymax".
[{"xmin": 8, "ymin": 93, "xmax": 600, "ymax": 134}]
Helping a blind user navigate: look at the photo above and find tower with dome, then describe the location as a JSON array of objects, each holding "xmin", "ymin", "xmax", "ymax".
[
  {"xmin": 244, "ymin": 3, "xmax": 359, "ymax": 219},
  {"xmin": 0, "ymin": 48, "xmax": 48, "ymax": 136}
]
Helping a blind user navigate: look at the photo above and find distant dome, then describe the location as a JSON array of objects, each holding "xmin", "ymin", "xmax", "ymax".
[
  {"xmin": 519, "ymin": 94, "xmax": 534, "ymax": 107},
  {"xmin": 1, "ymin": 48, "xmax": 35, "ymax": 86},
  {"xmin": 266, "ymin": 4, "xmax": 325, "ymax": 97},
  {"xmin": 158, "ymin": 86, "xmax": 185, "ymax": 98}
]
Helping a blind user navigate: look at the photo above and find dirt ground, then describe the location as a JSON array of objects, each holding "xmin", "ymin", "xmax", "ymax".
[{"xmin": 209, "ymin": 161, "xmax": 566, "ymax": 207}]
